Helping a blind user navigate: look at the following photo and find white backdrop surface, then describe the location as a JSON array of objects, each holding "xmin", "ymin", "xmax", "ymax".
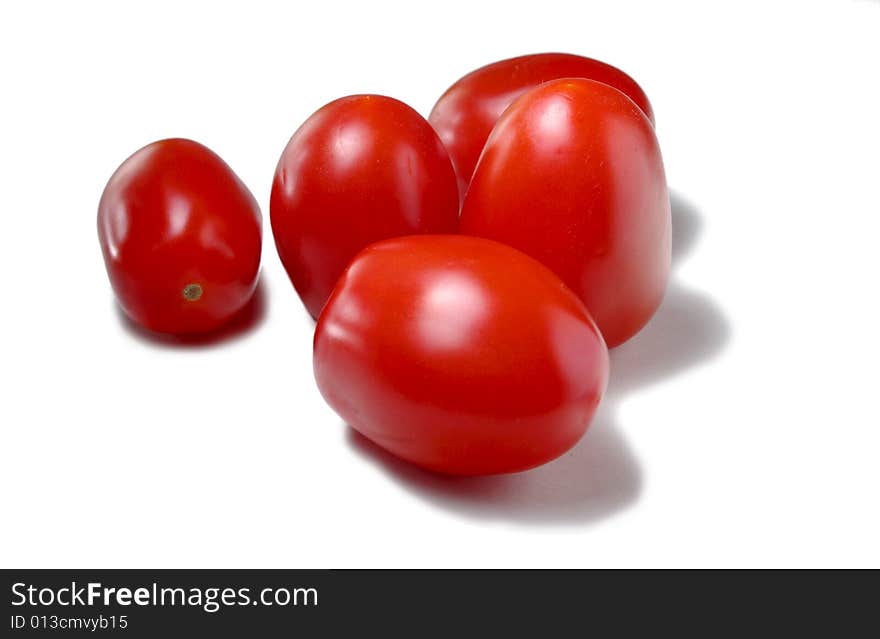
[{"xmin": 1, "ymin": 0, "xmax": 878, "ymax": 568}]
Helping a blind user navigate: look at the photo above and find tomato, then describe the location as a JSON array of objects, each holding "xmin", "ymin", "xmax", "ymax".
[
  {"xmin": 460, "ymin": 79, "xmax": 671, "ymax": 347},
  {"xmin": 98, "ymin": 138, "xmax": 262, "ymax": 335},
  {"xmin": 314, "ymin": 235, "xmax": 609, "ymax": 476},
  {"xmin": 271, "ymin": 95, "xmax": 459, "ymax": 319},
  {"xmin": 429, "ymin": 52, "xmax": 655, "ymax": 198}
]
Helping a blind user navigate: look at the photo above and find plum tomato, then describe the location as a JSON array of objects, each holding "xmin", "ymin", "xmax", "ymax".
[
  {"xmin": 429, "ymin": 52, "xmax": 655, "ymax": 198},
  {"xmin": 98, "ymin": 138, "xmax": 262, "ymax": 335},
  {"xmin": 271, "ymin": 95, "xmax": 459, "ymax": 319},
  {"xmin": 314, "ymin": 235, "xmax": 609, "ymax": 476},
  {"xmin": 460, "ymin": 78, "xmax": 671, "ymax": 347}
]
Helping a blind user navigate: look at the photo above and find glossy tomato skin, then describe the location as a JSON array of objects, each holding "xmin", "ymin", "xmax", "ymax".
[
  {"xmin": 314, "ymin": 235, "xmax": 609, "ymax": 476},
  {"xmin": 271, "ymin": 95, "xmax": 459, "ymax": 319},
  {"xmin": 429, "ymin": 53, "xmax": 655, "ymax": 198},
  {"xmin": 460, "ymin": 79, "xmax": 671, "ymax": 348},
  {"xmin": 98, "ymin": 138, "xmax": 262, "ymax": 334}
]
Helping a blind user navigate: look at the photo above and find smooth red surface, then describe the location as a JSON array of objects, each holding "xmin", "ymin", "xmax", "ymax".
[
  {"xmin": 460, "ymin": 79, "xmax": 671, "ymax": 347},
  {"xmin": 271, "ymin": 95, "xmax": 459, "ymax": 319},
  {"xmin": 314, "ymin": 235, "xmax": 609, "ymax": 476},
  {"xmin": 429, "ymin": 53, "xmax": 655, "ymax": 198},
  {"xmin": 98, "ymin": 138, "xmax": 262, "ymax": 334}
]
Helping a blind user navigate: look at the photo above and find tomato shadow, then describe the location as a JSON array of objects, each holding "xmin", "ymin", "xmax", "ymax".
[
  {"xmin": 609, "ymin": 192, "xmax": 730, "ymax": 396},
  {"xmin": 115, "ymin": 277, "xmax": 268, "ymax": 349},
  {"xmin": 609, "ymin": 284, "xmax": 729, "ymax": 399},
  {"xmin": 346, "ymin": 414, "xmax": 642, "ymax": 524},
  {"xmin": 671, "ymin": 193, "xmax": 701, "ymax": 266},
  {"xmin": 344, "ymin": 191, "xmax": 729, "ymax": 525}
]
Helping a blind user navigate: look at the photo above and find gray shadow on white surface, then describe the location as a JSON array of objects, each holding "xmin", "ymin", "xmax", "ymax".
[
  {"xmin": 346, "ymin": 412, "xmax": 640, "ymax": 524},
  {"xmin": 671, "ymin": 192, "xmax": 702, "ymax": 267},
  {"xmin": 346, "ymin": 191, "xmax": 730, "ymax": 525}
]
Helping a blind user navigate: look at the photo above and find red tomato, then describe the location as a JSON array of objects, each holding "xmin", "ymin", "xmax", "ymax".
[
  {"xmin": 314, "ymin": 235, "xmax": 609, "ymax": 476},
  {"xmin": 98, "ymin": 138, "xmax": 262, "ymax": 334},
  {"xmin": 429, "ymin": 52, "xmax": 655, "ymax": 198},
  {"xmin": 460, "ymin": 79, "xmax": 671, "ymax": 347},
  {"xmin": 271, "ymin": 95, "xmax": 459, "ymax": 319}
]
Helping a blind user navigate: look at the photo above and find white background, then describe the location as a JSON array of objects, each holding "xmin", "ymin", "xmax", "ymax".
[{"xmin": 1, "ymin": 0, "xmax": 878, "ymax": 568}]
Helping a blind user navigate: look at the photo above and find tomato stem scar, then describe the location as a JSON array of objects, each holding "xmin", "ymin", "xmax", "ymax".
[{"xmin": 182, "ymin": 283, "xmax": 203, "ymax": 301}]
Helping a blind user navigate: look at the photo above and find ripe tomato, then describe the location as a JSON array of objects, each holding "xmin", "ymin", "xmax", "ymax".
[
  {"xmin": 98, "ymin": 138, "xmax": 262, "ymax": 335},
  {"xmin": 429, "ymin": 52, "xmax": 655, "ymax": 198},
  {"xmin": 314, "ymin": 235, "xmax": 609, "ymax": 476},
  {"xmin": 271, "ymin": 95, "xmax": 459, "ymax": 319},
  {"xmin": 460, "ymin": 79, "xmax": 671, "ymax": 347}
]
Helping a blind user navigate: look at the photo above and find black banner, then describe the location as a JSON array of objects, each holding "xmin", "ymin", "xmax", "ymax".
[{"xmin": 1, "ymin": 569, "xmax": 875, "ymax": 635}]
